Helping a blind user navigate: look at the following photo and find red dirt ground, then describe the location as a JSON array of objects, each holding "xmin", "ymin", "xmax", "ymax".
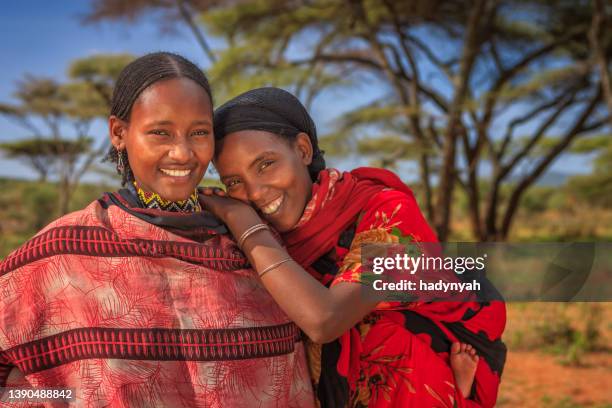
[{"xmin": 498, "ymin": 351, "xmax": 612, "ymax": 407}]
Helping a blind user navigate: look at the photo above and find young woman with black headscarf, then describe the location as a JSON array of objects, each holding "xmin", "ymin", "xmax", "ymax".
[{"xmin": 201, "ymin": 87, "xmax": 506, "ymax": 408}]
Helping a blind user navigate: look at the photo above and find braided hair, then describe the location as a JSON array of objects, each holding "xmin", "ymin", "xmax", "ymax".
[{"xmin": 105, "ymin": 52, "xmax": 213, "ymax": 186}]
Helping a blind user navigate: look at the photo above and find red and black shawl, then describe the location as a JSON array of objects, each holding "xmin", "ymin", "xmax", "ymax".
[
  {"xmin": 0, "ymin": 190, "xmax": 314, "ymax": 408},
  {"xmin": 283, "ymin": 168, "xmax": 506, "ymax": 408}
]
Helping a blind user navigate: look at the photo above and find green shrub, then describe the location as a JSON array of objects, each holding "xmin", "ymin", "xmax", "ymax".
[{"xmin": 23, "ymin": 183, "xmax": 59, "ymax": 230}]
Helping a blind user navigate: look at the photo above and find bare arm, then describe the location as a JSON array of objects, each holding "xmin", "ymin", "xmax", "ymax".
[{"xmin": 201, "ymin": 193, "xmax": 382, "ymax": 343}]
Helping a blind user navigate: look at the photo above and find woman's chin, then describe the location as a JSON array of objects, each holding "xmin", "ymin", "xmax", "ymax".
[
  {"xmin": 157, "ymin": 189, "xmax": 196, "ymax": 202},
  {"xmin": 260, "ymin": 214, "xmax": 285, "ymax": 232},
  {"xmin": 266, "ymin": 215, "xmax": 298, "ymax": 233},
  {"xmin": 166, "ymin": 181, "xmax": 202, "ymax": 198}
]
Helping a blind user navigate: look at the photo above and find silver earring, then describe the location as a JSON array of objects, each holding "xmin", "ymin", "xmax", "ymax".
[{"xmin": 117, "ymin": 149, "xmax": 127, "ymax": 175}]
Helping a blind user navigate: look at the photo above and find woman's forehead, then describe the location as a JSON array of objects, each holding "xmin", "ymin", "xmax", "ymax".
[
  {"xmin": 220, "ymin": 130, "xmax": 290, "ymax": 153},
  {"xmin": 134, "ymin": 78, "xmax": 212, "ymax": 114},
  {"xmin": 216, "ymin": 131, "xmax": 290, "ymax": 169}
]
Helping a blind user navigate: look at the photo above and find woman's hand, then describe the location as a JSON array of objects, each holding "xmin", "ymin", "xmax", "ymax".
[
  {"xmin": 200, "ymin": 189, "xmax": 381, "ymax": 344},
  {"xmin": 199, "ymin": 191, "xmax": 255, "ymax": 221},
  {"xmin": 200, "ymin": 186, "xmax": 227, "ymax": 197},
  {"xmin": 199, "ymin": 189, "xmax": 264, "ymax": 240}
]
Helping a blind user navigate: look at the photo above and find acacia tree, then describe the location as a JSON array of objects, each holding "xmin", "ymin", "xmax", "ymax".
[
  {"xmin": 198, "ymin": 0, "xmax": 609, "ymax": 241},
  {"xmin": 0, "ymin": 54, "xmax": 132, "ymax": 214},
  {"xmin": 0, "ymin": 139, "xmax": 57, "ymax": 182},
  {"xmin": 85, "ymin": 0, "xmax": 611, "ymax": 240}
]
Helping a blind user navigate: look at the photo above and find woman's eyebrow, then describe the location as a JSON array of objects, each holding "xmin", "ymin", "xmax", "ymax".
[
  {"xmin": 145, "ymin": 120, "xmax": 173, "ymax": 127},
  {"xmin": 248, "ymin": 152, "xmax": 274, "ymax": 170},
  {"xmin": 192, "ymin": 119, "xmax": 212, "ymax": 126},
  {"xmin": 143, "ymin": 119, "xmax": 212, "ymax": 127}
]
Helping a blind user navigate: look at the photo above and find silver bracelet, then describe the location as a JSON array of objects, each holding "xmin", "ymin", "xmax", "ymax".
[
  {"xmin": 237, "ymin": 223, "xmax": 270, "ymax": 249},
  {"xmin": 258, "ymin": 257, "xmax": 293, "ymax": 278}
]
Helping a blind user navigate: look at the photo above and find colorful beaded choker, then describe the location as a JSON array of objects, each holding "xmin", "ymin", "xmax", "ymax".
[{"xmin": 133, "ymin": 181, "xmax": 202, "ymax": 213}]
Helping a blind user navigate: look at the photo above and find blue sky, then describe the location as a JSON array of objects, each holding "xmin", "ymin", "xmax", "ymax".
[
  {"xmin": 0, "ymin": 1, "xmax": 594, "ymax": 184},
  {"xmin": 0, "ymin": 1, "xmax": 377, "ymax": 182},
  {"xmin": 0, "ymin": 1, "xmax": 214, "ymax": 180}
]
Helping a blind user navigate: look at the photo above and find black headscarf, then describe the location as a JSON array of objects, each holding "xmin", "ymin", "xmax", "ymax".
[{"xmin": 213, "ymin": 87, "xmax": 325, "ymax": 181}]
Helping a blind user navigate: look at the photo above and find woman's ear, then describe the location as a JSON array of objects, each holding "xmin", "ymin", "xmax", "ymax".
[
  {"xmin": 294, "ymin": 132, "xmax": 313, "ymax": 166},
  {"xmin": 109, "ymin": 115, "xmax": 128, "ymax": 150}
]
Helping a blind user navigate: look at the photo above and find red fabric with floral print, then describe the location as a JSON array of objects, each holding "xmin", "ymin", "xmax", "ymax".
[{"xmin": 284, "ymin": 168, "xmax": 506, "ymax": 408}]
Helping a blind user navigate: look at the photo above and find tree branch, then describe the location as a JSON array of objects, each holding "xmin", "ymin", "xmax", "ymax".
[
  {"xmin": 480, "ymin": 26, "xmax": 585, "ymax": 145},
  {"xmin": 176, "ymin": 0, "xmax": 216, "ymax": 64},
  {"xmin": 403, "ymin": 32, "xmax": 457, "ymax": 81},
  {"xmin": 589, "ymin": 0, "xmax": 612, "ymax": 125},
  {"xmin": 499, "ymin": 89, "xmax": 578, "ymax": 181},
  {"xmin": 496, "ymin": 89, "xmax": 576, "ymax": 161},
  {"xmin": 500, "ymin": 87, "xmax": 603, "ymax": 237},
  {"xmin": 289, "ymin": 52, "xmax": 450, "ymax": 113}
]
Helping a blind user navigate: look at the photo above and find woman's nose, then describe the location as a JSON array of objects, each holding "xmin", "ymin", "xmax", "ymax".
[
  {"xmin": 168, "ymin": 140, "xmax": 193, "ymax": 163},
  {"xmin": 246, "ymin": 183, "xmax": 266, "ymax": 204}
]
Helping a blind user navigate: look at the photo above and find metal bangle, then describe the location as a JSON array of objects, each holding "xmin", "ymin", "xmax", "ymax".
[
  {"xmin": 237, "ymin": 223, "xmax": 269, "ymax": 249},
  {"xmin": 258, "ymin": 257, "xmax": 293, "ymax": 278}
]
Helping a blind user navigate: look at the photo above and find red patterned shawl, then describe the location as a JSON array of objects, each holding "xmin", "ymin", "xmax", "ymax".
[
  {"xmin": 0, "ymin": 192, "xmax": 314, "ymax": 408},
  {"xmin": 282, "ymin": 168, "xmax": 505, "ymax": 408},
  {"xmin": 285, "ymin": 167, "xmax": 419, "ymax": 266}
]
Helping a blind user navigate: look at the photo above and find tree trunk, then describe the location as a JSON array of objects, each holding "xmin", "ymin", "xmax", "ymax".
[
  {"xmin": 58, "ymin": 176, "xmax": 71, "ymax": 215},
  {"xmin": 418, "ymin": 152, "xmax": 435, "ymax": 222},
  {"xmin": 466, "ymin": 166, "xmax": 485, "ymax": 241},
  {"xmin": 435, "ymin": 0, "xmax": 489, "ymax": 241},
  {"xmin": 483, "ymin": 173, "xmax": 502, "ymax": 241},
  {"xmin": 589, "ymin": 0, "xmax": 612, "ymax": 125}
]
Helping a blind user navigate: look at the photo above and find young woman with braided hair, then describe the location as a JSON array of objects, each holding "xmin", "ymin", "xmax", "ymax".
[{"xmin": 0, "ymin": 55, "xmax": 314, "ymax": 408}]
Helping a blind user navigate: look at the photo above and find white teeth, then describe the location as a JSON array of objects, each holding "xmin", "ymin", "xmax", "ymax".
[
  {"xmin": 260, "ymin": 196, "xmax": 283, "ymax": 215},
  {"xmin": 161, "ymin": 168, "xmax": 191, "ymax": 177}
]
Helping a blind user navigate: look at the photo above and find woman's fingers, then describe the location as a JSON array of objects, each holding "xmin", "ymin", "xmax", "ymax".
[
  {"xmin": 200, "ymin": 187, "xmax": 214, "ymax": 196},
  {"xmin": 200, "ymin": 186, "xmax": 227, "ymax": 196},
  {"xmin": 200, "ymin": 193, "xmax": 260, "ymax": 225},
  {"xmin": 199, "ymin": 194, "xmax": 225, "ymax": 215}
]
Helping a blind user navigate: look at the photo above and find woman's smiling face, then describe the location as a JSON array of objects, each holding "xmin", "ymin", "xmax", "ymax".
[
  {"xmin": 109, "ymin": 77, "xmax": 213, "ymax": 201},
  {"xmin": 215, "ymin": 130, "xmax": 314, "ymax": 232}
]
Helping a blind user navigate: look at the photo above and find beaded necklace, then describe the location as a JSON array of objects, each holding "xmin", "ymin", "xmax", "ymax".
[{"xmin": 133, "ymin": 181, "xmax": 202, "ymax": 213}]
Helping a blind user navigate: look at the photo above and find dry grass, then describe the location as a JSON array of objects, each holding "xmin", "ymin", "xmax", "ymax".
[
  {"xmin": 511, "ymin": 206, "xmax": 612, "ymax": 241},
  {"xmin": 449, "ymin": 204, "xmax": 612, "ymax": 242},
  {"xmin": 499, "ymin": 303, "xmax": 612, "ymax": 407}
]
